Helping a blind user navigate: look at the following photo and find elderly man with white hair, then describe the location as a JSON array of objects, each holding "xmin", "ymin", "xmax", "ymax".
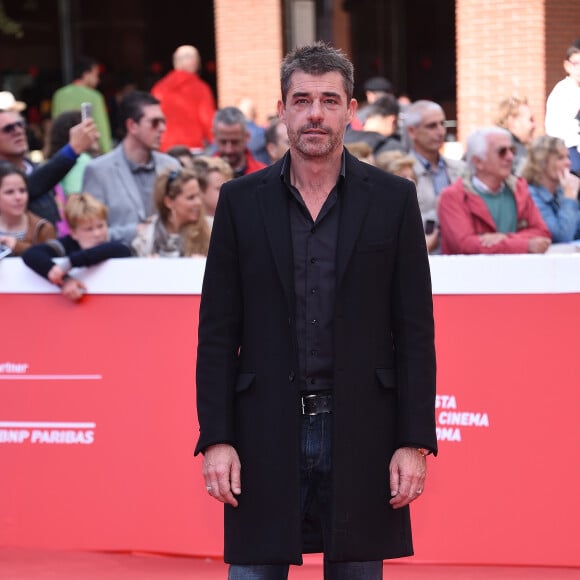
[
  {"xmin": 438, "ymin": 126, "xmax": 551, "ymax": 254},
  {"xmin": 152, "ymin": 44, "xmax": 216, "ymax": 152}
]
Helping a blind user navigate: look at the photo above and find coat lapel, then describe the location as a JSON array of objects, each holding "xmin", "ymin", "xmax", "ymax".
[
  {"xmin": 256, "ymin": 153, "xmax": 373, "ymax": 306},
  {"xmin": 336, "ymin": 152, "xmax": 373, "ymax": 287},
  {"xmin": 256, "ymin": 162, "xmax": 294, "ymax": 310},
  {"xmin": 113, "ymin": 147, "xmax": 146, "ymax": 220}
]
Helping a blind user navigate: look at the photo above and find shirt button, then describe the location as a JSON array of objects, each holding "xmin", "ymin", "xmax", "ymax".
[
  {"xmin": 310, "ymin": 257, "xmax": 317, "ymax": 264},
  {"xmin": 311, "ymin": 319, "xmax": 317, "ymax": 325},
  {"xmin": 311, "ymin": 287, "xmax": 318, "ymax": 294},
  {"xmin": 310, "ymin": 227, "xmax": 316, "ymax": 234}
]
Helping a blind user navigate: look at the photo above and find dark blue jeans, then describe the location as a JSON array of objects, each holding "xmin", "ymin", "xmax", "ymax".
[{"xmin": 228, "ymin": 413, "xmax": 383, "ymax": 580}]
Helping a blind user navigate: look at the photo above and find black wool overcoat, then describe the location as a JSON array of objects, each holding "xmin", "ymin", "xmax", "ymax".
[{"xmin": 195, "ymin": 150, "xmax": 437, "ymax": 565}]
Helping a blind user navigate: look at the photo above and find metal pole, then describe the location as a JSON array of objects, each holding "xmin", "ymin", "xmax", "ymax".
[{"xmin": 58, "ymin": 0, "xmax": 73, "ymax": 84}]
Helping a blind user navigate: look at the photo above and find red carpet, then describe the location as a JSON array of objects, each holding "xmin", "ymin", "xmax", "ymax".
[{"xmin": 1, "ymin": 549, "xmax": 579, "ymax": 579}]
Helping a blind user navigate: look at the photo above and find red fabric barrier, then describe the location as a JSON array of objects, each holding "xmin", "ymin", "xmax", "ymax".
[{"xmin": 1, "ymin": 291, "xmax": 579, "ymax": 567}]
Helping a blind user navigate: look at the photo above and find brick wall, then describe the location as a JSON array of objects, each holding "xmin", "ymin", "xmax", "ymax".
[
  {"xmin": 544, "ymin": 0, "xmax": 580, "ymax": 98},
  {"xmin": 456, "ymin": 0, "xmax": 545, "ymax": 144},
  {"xmin": 214, "ymin": 0, "xmax": 284, "ymax": 124},
  {"xmin": 456, "ymin": 0, "xmax": 580, "ymax": 145}
]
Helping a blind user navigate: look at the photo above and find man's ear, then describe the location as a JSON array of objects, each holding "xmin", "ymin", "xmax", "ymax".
[
  {"xmin": 126, "ymin": 118, "xmax": 137, "ymax": 135},
  {"xmin": 277, "ymin": 99, "xmax": 285, "ymax": 123},
  {"xmin": 347, "ymin": 98, "xmax": 358, "ymax": 124}
]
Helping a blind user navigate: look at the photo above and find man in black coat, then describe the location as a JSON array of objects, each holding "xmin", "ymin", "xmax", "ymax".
[{"xmin": 195, "ymin": 42, "xmax": 437, "ymax": 580}]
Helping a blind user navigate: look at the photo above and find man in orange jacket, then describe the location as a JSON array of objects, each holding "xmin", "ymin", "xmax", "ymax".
[{"xmin": 152, "ymin": 45, "xmax": 216, "ymax": 152}]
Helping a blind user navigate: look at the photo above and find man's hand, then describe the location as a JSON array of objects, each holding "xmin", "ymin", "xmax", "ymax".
[
  {"xmin": 425, "ymin": 229, "xmax": 439, "ymax": 252},
  {"xmin": 479, "ymin": 232, "xmax": 507, "ymax": 247},
  {"xmin": 203, "ymin": 443, "xmax": 241, "ymax": 507},
  {"xmin": 61, "ymin": 277, "xmax": 87, "ymax": 301},
  {"xmin": 69, "ymin": 119, "xmax": 99, "ymax": 154},
  {"xmin": 389, "ymin": 447, "xmax": 427, "ymax": 509},
  {"xmin": 528, "ymin": 236, "xmax": 551, "ymax": 254}
]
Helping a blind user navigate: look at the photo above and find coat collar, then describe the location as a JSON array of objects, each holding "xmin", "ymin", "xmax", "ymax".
[
  {"xmin": 256, "ymin": 150, "xmax": 373, "ymax": 307},
  {"xmin": 336, "ymin": 151, "xmax": 372, "ymax": 286}
]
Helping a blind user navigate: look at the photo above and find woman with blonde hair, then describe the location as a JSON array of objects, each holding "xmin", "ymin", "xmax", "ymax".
[
  {"xmin": 375, "ymin": 150, "xmax": 416, "ymax": 181},
  {"xmin": 520, "ymin": 135, "xmax": 580, "ymax": 242},
  {"xmin": 132, "ymin": 168, "xmax": 211, "ymax": 257},
  {"xmin": 192, "ymin": 155, "xmax": 233, "ymax": 226}
]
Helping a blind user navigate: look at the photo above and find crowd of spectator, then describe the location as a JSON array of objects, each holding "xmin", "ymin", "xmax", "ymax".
[{"xmin": 1, "ymin": 40, "xmax": 580, "ymax": 300}]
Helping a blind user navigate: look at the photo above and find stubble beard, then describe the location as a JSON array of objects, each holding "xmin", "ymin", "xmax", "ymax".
[{"xmin": 289, "ymin": 124, "xmax": 343, "ymax": 159}]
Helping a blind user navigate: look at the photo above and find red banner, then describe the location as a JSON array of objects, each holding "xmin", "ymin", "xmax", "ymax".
[{"xmin": 1, "ymin": 258, "xmax": 579, "ymax": 567}]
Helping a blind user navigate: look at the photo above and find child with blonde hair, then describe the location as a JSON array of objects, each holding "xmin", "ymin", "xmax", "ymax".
[{"xmin": 22, "ymin": 193, "xmax": 131, "ymax": 301}]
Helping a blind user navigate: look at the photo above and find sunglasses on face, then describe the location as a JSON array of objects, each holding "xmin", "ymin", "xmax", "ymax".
[
  {"xmin": 0, "ymin": 120, "xmax": 26, "ymax": 134},
  {"xmin": 144, "ymin": 117, "xmax": 166, "ymax": 129},
  {"xmin": 496, "ymin": 145, "xmax": 517, "ymax": 158}
]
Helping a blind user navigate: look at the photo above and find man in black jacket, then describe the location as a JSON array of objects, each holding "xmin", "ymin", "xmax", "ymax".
[{"xmin": 196, "ymin": 42, "xmax": 436, "ymax": 580}]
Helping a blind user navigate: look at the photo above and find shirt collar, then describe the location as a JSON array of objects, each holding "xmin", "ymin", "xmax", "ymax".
[
  {"xmin": 472, "ymin": 175, "xmax": 505, "ymax": 195},
  {"xmin": 124, "ymin": 151, "xmax": 155, "ymax": 173},
  {"xmin": 280, "ymin": 149, "xmax": 346, "ymax": 188},
  {"xmin": 412, "ymin": 150, "xmax": 445, "ymax": 172},
  {"xmin": 532, "ymin": 183, "xmax": 562, "ymax": 203}
]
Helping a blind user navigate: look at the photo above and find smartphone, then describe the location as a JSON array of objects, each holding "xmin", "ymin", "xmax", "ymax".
[
  {"xmin": 424, "ymin": 219, "xmax": 436, "ymax": 235},
  {"xmin": 0, "ymin": 243, "xmax": 12, "ymax": 259},
  {"xmin": 81, "ymin": 102, "xmax": 93, "ymax": 121}
]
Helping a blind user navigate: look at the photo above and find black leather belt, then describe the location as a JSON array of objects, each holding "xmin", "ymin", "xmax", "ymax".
[{"xmin": 301, "ymin": 392, "xmax": 333, "ymax": 415}]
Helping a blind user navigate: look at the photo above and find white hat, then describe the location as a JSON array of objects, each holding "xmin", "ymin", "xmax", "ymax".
[{"xmin": 0, "ymin": 91, "xmax": 27, "ymax": 112}]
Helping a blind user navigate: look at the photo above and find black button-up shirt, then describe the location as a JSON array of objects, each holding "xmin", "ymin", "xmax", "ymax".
[{"xmin": 281, "ymin": 152, "xmax": 345, "ymax": 393}]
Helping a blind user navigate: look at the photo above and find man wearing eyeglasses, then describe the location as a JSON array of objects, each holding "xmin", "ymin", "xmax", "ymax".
[
  {"xmin": 404, "ymin": 100, "xmax": 467, "ymax": 250},
  {"xmin": 545, "ymin": 39, "xmax": 580, "ymax": 175},
  {"xmin": 438, "ymin": 127, "xmax": 551, "ymax": 254},
  {"xmin": 82, "ymin": 90, "xmax": 179, "ymax": 244},
  {"xmin": 0, "ymin": 105, "xmax": 98, "ymax": 224}
]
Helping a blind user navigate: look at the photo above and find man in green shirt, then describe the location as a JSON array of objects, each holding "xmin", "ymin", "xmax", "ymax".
[{"xmin": 52, "ymin": 56, "xmax": 112, "ymax": 154}]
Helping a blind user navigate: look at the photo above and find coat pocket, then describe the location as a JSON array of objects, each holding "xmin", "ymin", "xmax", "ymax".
[
  {"xmin": 375, "ymin": 367, "xmax": 396, "ymax": 389},
  {"xmin": 235, "ymin": 372, "xmax": 256, "ymax": 393},
  {"xmin": 355, "ymin": 240, "xmax": 391, "ymax": 253}
]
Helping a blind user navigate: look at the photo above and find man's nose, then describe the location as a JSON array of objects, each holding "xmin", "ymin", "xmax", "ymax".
[{"xmin": 308, "ymin": 100, "xmax": 323, "ymax": 120}]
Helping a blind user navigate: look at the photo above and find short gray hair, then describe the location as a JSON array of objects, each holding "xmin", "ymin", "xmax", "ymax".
[
  {"xmin": 280, "ymin": 42, "xmax": 354, "ymax": 104},
  {"xmin": 466, "ymin": 126, "xmax": 511, "ymax": 172},
  {"xmin": 212, "ymin": 106, "xmax": 247, "ymax": 133},
  {"xmin": 404, "ymin": 100, "xmax": 443, "ymax": 128}
]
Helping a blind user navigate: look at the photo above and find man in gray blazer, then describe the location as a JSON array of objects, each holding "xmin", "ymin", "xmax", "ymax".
[
  {"xmin": 405, "ymin": 100, "xmax": 466, "ymax": 235},
  {"xmin": 82, "ymin": 91, "xmax": 179, "ymax": 243}
]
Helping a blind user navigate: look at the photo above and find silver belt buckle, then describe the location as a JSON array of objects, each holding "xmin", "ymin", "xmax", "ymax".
[{"xmin": 301, "ymin": 394, "xmax": 317, "ymax": 415}]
